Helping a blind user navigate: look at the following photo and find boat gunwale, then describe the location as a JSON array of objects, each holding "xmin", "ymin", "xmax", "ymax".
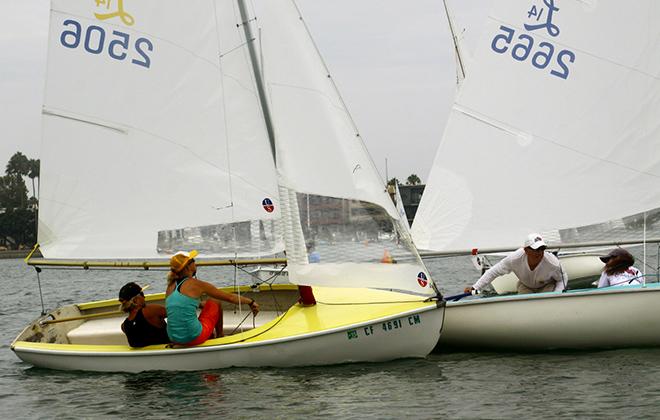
[{"xmin": 446, "ymin": 282, "xmax": 660, "ymax": 307}]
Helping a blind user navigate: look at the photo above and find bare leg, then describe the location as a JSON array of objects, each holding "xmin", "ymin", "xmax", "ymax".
[{"xmin": 210, "ymin": 298, "xmax": 224, "ymax": 337}]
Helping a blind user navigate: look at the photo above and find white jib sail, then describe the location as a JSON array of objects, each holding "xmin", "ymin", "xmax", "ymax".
[
  {"xmin": 252, "ymin": 0, "xmax": 436, "ymax": 295},
  {"xmin": 39, "ymin": 1, "xmax": 281, "ymax": 259},
  {"xmin": 394, "ymin": 184, "xmax": 412, "ymax": 233},
  {"xmin": 412, "ymin": 0, "xmax": 660, "ymax": 253}
]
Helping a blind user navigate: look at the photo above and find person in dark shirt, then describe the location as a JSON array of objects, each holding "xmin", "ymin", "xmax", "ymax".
[{"xmin": 118, "ymin": 282, "xmax": 170, "ymax": 347}]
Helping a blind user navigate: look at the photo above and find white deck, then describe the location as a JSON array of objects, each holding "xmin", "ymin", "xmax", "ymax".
[{"xmin": 67, "ymin": 311, "xmax": 280, "ymax": 345}]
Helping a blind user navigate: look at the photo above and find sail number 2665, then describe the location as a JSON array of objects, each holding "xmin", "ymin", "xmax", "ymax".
[
  {"xmin": 60, "ymin": 19, "xmax": 153, "ymax": 68},
  {"xmin": 491, "ymin": 25, "xmax": 575, "ymax": 80}
]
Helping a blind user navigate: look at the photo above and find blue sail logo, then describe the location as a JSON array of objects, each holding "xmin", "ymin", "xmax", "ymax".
[
  {"xmin": 262, "ymin": 198, "xmax": 275, "ymax": 213},
  {"xmin": 417, "ymin": 272, "xmax": 428, "ymax": 288}
]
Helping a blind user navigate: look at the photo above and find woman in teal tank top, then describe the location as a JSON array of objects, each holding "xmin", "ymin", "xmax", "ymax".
[{"xmin": 165, "ymin": 250, "xmax": 260, "ymax": 346}]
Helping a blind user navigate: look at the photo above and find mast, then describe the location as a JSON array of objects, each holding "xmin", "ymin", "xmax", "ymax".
[
  {"xmin": 442, "ymin": 0, "xmax": 466, "ymax": 83},
  {"xmin": 236, "ymin": 0, "xmax": 277, "ymax": 163},
  {"xmin": 237, "ymin": 1, "xmax": 315, "ymax": 304},
  {"xmin": 385, "ymin": 158, "xmax": 389, "ymax": 183}
]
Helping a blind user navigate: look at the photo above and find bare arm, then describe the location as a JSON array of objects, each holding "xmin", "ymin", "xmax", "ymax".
[
  {"xmin": 553, "ymin": 265, "xmax": 568, "ymax": 291},
  {"xmin": 143, "ymin": 304, "xmax": 167, "ymax": 328},
  {"xmin": 472, "ymin": 255, "xmax": 515, "ymax": 291},
  {"xmin": 165, "ymin": 282, "xmax": 175, "ymax": 297},
  {"xmin": 196, "ymin": 279, "xmax": 259, "ymax": 314}
]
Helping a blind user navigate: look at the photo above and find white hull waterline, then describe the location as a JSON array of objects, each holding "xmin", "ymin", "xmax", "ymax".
[
  {"xmin": 439, "ymin": 284, "xmax": 660, "ymax": 351},
  {"xmin": 12, "ymin": 286, "xmax": 444, "ymax": 372}
]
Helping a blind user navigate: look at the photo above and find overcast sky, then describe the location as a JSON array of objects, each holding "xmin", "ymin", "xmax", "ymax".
[{"xmin": 0, "ymin": 0, "xmax": 490, "ymax": 183}]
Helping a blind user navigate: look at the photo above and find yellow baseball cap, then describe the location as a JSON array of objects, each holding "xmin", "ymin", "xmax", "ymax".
[{"xmin": 169, "ymin": 250, "xmax": 198, "ymax": 273}]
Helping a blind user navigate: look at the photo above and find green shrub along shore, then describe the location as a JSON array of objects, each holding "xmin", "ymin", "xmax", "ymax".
[{"xmin": 0, "ymin": 151, "xmax": 39, "ymax": 252}]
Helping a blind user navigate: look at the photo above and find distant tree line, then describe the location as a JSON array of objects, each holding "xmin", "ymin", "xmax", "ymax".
[
  {"xmin": 0, "ymin": 152, "xmax": 39, "ymax": 250},
  {"xmin": 387, "ymin": 174, "xmax": 422, "ymax": 187}
]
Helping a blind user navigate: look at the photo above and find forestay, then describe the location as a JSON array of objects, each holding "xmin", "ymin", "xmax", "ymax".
[
  {"xmin": 253, "ymin": 1, "xmax": 435, "ymax": 295},
  {"xmin": 39, "ymin": 1, "xmax": 281, "ymax": 259},
  {"xmin": 412, "ymin": 0, "xmax": 660, "ymax": 253}
]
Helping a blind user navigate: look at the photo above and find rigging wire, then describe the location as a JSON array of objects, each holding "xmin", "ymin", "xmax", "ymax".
[
  {"xmin": 229, "ymin": 310, "xmax": 256, "ymax": 336},
  {"xmin": 34, "ymin": 266, "xmax": 46, "ymax": 316},
  {"xmin": 231, "ymin": 226, "xmax": 246, "ymax": 334},
  {"xmin": 239, "ymin": 264, "xmax": 287, "ymax": 314}
]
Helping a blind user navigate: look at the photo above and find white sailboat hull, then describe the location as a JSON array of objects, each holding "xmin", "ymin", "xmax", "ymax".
[
  {"xmin": 439, "ymin": 284, "xmax": 660, "ymax": 350},
  {"xmin": 14, "ymin": 306, "xmax": 442, "ymax": 372},
  {"xmin": 12, "ymin": 286, "xmax": 444, "ymax": 372}
]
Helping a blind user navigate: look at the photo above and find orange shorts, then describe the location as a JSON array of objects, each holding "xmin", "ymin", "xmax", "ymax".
[{"xmin": 186, "ymin": 300, "xmax": 220, "ymax": 346}]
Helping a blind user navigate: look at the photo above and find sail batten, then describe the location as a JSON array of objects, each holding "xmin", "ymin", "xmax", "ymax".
[{"xmin": 43, "ymin": 109, "xmax": 128, "ymax": 133}]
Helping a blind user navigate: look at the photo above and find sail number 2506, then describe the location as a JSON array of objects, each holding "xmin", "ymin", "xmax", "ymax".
[
  {"xmin": 60, "ymin": 19, "xmax": 153, "ymax": 68},
  {"xmin": 491, "ymin": 25, "xmax": 575, "ymax": 80}
]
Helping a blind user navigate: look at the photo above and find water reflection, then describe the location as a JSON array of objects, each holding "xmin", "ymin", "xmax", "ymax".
[{"xmin": 123, "ymin": 371, "xmax": 227, "ymax": 416}]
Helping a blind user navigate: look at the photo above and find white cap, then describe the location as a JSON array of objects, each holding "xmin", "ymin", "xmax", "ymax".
[{"xmin": 524, "ymin": 233, "xmax": 547, "ymax": 250}]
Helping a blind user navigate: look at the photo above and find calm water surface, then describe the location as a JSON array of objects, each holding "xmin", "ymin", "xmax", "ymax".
[{"xmin": 2, "ymin": 254, "xmax": 660, "ymax": 419}]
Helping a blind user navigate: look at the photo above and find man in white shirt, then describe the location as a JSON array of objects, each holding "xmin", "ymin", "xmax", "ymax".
[{"xmin": 464, "ymin": 233, "xmax": 568, "ymax": 294}]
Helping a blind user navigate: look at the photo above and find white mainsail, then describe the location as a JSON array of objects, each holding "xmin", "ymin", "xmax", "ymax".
[
  {"xmin": 36, "ymin": 0, "xmax": 434, "ymax": 296},
  {"xmin": 412, "ymin": 0, "xmax": 660, "ymax": 253},
  {"xmin": 39, "ymin": 1, "xmax": 281, "ymax": 259}
]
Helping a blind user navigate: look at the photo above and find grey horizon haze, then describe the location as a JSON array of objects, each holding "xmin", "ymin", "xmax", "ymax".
[{"xmin": 0, "ymin": 0, "xmax": 490, "ymax": 183}]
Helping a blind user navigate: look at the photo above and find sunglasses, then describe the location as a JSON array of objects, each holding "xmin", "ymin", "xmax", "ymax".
[{"xmin": 119, "ymin": 292, "xmax": 144, "ymax": 302}]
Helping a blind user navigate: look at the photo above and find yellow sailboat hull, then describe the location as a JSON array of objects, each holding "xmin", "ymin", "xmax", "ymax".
[{"xmin": 12, "ymin": 285, "xmax": 444, "ymax": 372}]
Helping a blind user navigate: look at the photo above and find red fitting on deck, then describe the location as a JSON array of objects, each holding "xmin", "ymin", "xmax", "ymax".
[{"xmin": 298, "ymin": 285, "xmax": 316, "ymax": 306}]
